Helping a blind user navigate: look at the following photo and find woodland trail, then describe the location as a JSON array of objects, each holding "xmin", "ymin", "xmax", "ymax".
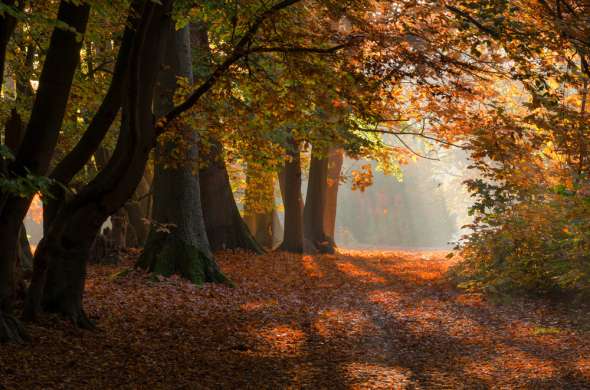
[{"xmin": 2, "ymin": 250, "xmax": 590, "ymax": 389}]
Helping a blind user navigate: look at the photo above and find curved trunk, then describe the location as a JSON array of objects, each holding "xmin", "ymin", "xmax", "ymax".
[
  {"xmin": 24, "ymin": 0, "xmax": 172, "ymax": 325},
  {"xmin": 278, "ymin": 141, "xmax": 304, "ymax": 253},
  {"xmin": 43, "ymin": 12, "xmax": 135, "ymax": 232},
  {"xmin": 0, "ymin": 0, "xmax": 90, "ymax": 341},
  {"xmin": 137, "ymin": 25, "xmax": 227, "ymax": 284},
  {"xmin": 200, "ymin": 143, "xmax": 264, "ymax": 253}
]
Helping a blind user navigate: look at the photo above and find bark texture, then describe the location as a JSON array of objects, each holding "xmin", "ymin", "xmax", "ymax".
[
  {"xmin": 16, "ymin": 225, "xmax": 32, "ymax": 274},
  {"xmin": 200, "ymin": 142, "xmax": 264, "ymax": 253},
  {"xmin": 278, "ymin": 141, "xmax": 304, "ymax": 253},
  {"xmin": 303, "ymin": 148, "xmax": 334, "ymax": 253},
  {"xmin": 137, "ymin": 25, "xmax": 227, "ymax": 285},
  {"xmin": 23, "ymin": 0, "xmax": 172, "ymax": 326},
  {"xmin": 191, "ymin": 21, "xmax": 262, "ymax": 254},
  {"xmin": 0, "ymin": 0, "xmax": 90, "ymax": 342},
  {"xmin": 0, "ymin": 0, "xmax": 18, "ymax": 90}
]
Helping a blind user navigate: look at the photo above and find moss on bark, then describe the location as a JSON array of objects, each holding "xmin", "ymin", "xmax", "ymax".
[
  {"xmin": 0, "ymin": 312, "xmax": 29, "ymax": 344},
  {"xmin": 137, "ymin": 232, "xmax": 230, "ymax": 285}
]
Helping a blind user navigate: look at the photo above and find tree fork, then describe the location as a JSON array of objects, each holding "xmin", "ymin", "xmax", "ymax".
[
  {"xmin": 24, "ymin": 0, "xmax": 171, "ymax": 325},
  {"xmin": 0, "ymin": 0, "xmax": 90, "ymax": 341}
]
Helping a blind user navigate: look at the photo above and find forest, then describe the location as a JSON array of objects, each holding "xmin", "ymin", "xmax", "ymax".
[{"xmin": 0, "ymin": 0, "xmax": 589, "ymax": 388}]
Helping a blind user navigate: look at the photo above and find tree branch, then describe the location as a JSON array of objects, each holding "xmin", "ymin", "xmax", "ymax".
[
  {"xmin": 360, "ymin": 127, "xmax": 466, "ymax": 149},
  {"xmin": 159, "ymin": 0, "xmax": 303, "ymax": 132},
  {"xmin": 246, "ymin": 42, "xmax": 349, "ymax": 54},
  {"xmin": 445, "ymin": 5, "xmax": 501, "ymax": 40}
]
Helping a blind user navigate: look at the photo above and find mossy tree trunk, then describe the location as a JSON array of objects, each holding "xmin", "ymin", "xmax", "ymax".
[{"xmin": 136, "ymin": 24, "xmax": 227, "ymax": 285}]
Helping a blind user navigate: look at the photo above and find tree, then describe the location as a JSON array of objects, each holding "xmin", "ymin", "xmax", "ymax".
[
  {"xmin": 21, "ymin": 0, "xmax": 332, "ymax": 331},
  {"xmin": 200, "ymin": 141, "xmax": 264, "ymax": 253},
  {"xmin": 324, "ymin": 147, "xmax": 344, "ymax": 246},
  {"xmin": 303, "ymin": 146, "xmax": 333, "ymax": 253},
  {"xmin": 0, "ymin": 0, "xmax": 507, "ymax": 344},
  {"xmin": 278, "ymin": 137, "xmax": 304, "ymax": 253},
  {"xmin": 446, "ymin": 0, "xmax": 590, "ymax": 296},
  {"xmin": 137, "ymin": 24, "xmax": 227, "ymax": 284},
  {"xmin": 0, "ymin": 0, "xmax": 91, "ymax": 342},
  {"xmin": 24, "ymin": 0, "xmax": 174, "ymax": 327},
  {"xmin": 191, "ymin": 20, "xmax": 264, "ymax": 254}
]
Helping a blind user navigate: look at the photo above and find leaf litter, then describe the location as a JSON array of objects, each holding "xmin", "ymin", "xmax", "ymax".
[{"xmin": 1, "ymin": 249, "xmax": 589, "ymax": 389}]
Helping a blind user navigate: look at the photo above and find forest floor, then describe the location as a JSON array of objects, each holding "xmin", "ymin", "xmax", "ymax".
[{"xmin": 2, "ymin": 250, "xmax": 590, "ymax": 389}]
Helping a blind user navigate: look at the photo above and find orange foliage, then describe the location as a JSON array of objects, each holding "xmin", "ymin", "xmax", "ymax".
[{"xmin": 27, "ymin": 194, "xmax": 43, "ymax": 225}]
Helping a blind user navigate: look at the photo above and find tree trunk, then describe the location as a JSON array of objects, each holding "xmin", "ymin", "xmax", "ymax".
[
  {"xmin": 104, "ymin": 207, "xmax": 127, "ymax": 263},
  {"xmin": 271, "ymin": 208, "xmax": 284, "ymax": 249},
  {"xmin": 303, "ymin": 148, "xmax": 334, "ymax": 253},
  {"xmin": 190, "ymin": 20, "xmax": 262, "ymax": 254},
  {"xmin": 124, "ymin": 199, "xmax": 147, "ymax": 246},
  {"xmin": 124, "ymin": 169, "xmax": 152, "ymax": 247},
  {"xmin": 4, "ymin": 102, "xmax": 33, "ymax": 275},
  {"xmin": 0, "ymin": 0, "xmax": 18, "ymax": 91},
  {"xmin": 17, "ymin": 225, "xmax": 32, "ymax": 274},
  {"xmin": 278, "ymin": 140, "xmax": 304, "ymax": 253},
  {"xmin": 137, "ymin": 25, "xmax": 227, "ymax": 285},
  {"xmin": 0, "ymin": 0, "xmax": 90, "ymax": 342},
  {"xmin": 43, "ymin": 12, "xmax": 135, "ymax": 232},
  {"xmin": 23, "ymin": 0, "xmax": 172, "ymax": 326},
  {"xmin": 324, "ymin": 147, "xmax": 343, "ymax": 247},
  {"xmin": 199, "ymin": 142, "xmax": 264, "ymax": 253}
]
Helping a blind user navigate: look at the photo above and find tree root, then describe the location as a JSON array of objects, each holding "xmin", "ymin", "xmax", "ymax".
[
  {"xmin": 67, "ymin": 307, "xmax": 96, "ymax": 330},
  {"xmin": 0, "ymin": 311, "xmax": 30, "ymax": 344}
]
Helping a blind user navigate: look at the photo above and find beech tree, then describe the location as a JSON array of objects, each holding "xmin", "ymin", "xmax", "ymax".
[
  {"xmin": 0, "ymin": 0, "xmax": 91, "ymax": 342},
  {"xmin": 0, "ymin": 0, "xmax": 358, "ymax": 341},
  {"xmin": 324, "ymin": 147, "xmax": 344, "ymax": 245},
  {"xmin": 200, "ymin": 141, "xmax": 264, "ymax": 253},
  {"xmin": 138, "ymin": 24, "xmax": 226, "ymax": 284},
  {"xmin": 0, "ymin": 0, "xmax": 504, "ymax": 345}
]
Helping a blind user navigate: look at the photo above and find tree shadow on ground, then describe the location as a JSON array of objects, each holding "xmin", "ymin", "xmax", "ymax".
[{"xmin": 2, "ymin": 250, "xmax": 589, "ymax": 389}]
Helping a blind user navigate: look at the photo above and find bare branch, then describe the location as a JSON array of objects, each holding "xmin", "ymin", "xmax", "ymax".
[
  {"xmin": 246, "ymin": 42, "xmax": 349, "ymax": 55},
  {"xmin": 360, "ymin": 127, "xmax": 467, "ymax": 149}
]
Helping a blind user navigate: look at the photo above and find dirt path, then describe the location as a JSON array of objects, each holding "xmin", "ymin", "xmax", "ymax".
[{"xmin": 1, "ymin": 250, "xmax": 590, "ymax": 389}]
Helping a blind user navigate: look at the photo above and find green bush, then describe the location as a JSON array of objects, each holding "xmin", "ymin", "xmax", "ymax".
[{"xmin": 452, "ymin": 186, "xmax": 590, "ymax": 297}]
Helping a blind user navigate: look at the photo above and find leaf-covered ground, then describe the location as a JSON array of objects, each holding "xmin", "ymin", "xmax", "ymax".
[{"xmin": 2, "ymin": 250, "xmax": 590, "ymax": 389}]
